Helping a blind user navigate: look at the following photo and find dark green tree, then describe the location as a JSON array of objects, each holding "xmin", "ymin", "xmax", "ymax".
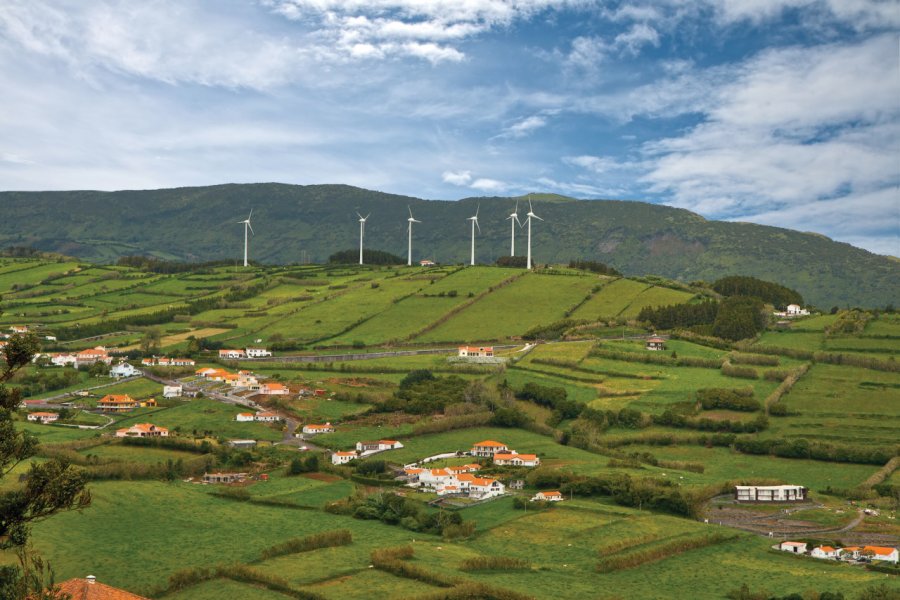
[{"xmin": 0, "ymin": 332, "xmax": 91, "ymax": 598}]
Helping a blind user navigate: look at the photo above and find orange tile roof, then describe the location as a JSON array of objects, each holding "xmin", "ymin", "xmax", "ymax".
[
  {"xmin": 540, "ymin": 491, "xmax": 562, "ymax": 497},
  {"xmin": 818, "ymin": 546, "xmax": 836, "ymax": 552},
  {"xmin": 334, "ymin": 451, "xmax": 357, "ymax": 457},
  {"xmin": 464, "ymin": 464, "xmax": 481, "ymax": 470},
  {"xmin": 515, "ymin": 454, "xmax": 538, "ymax": 461},
  {"xmin": 863, "ymin": 546, "xmax": 897, "ymax": 556},
  {"xmin": 404, "ymin": 468, "xmax": 423, "ymax": 474},
  {"xmin": 469, "ymin": 477, "xmax": 498, "ymax": 486},
  {"xmin": 781, "ymin": 542, "xmax": 806, "ymax": 546},
  {"xmin": 457, "ymin": 473, "xmax": 477, "ymax": 482},
  {"xmin": 379, "ymin": 439, "xmax": 398, "ymax": 444},
  {"xmin": 56, "ymin": 578, "xmax": 150, "ymax": 600},
  {"xmin": 99, "ymin": 394, "xmax": 135, "ymax": 404},
  {"xmin": 473, "ymin": 440, "xmax": 506, "ymax": 447},
  {"xmin": 493, "ymin": 453, "xmax": 517, "ymax": 460}
]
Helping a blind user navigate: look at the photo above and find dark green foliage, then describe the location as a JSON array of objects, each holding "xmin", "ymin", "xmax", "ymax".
[
  {"xmin": 399, "ymin": 369, "xmax": 436, "ymax": 389},
  {"xmin": 117, "ymin": 255, "xmax": 234, "ymax": 273},
  {"xmin": 638, "ymin": 300, "xmax": 719, "ymax": 330},
  {"xmin": 355, "ymin": 460, "xmax": 386, "ymax": 476},
  {"xmin": 259, "ymin": 530, "xmax": 352, "ymax": 560},
  {"xmin": 733, "ymin": 437, "xmax": 897, "ymax": 465},
  {"xmin": 329, "ymin": 248, "xmax": 405, "ymax": 265},
  {"xmin": 713, "ymin": 275, "xmax": 803, "ymax": 308},
  {"xmin": 713, "ymin": 296, "xmax": 767, "ymax": 341},
  {"xmin": 522, "ymin": 318, "xmax": 582, "ymax": 341},
  {"xmin": 458, "ymin": 556, "xmax": 531, "ymax": 571},
  {"xmin": 495, "ymin": 256, "xmax": 527, "ymax": 268},
  {"xmin": 287, "ymin": 454, "xmax": 319, "ymax": 475},
  {"xmin": 697, "ymin": 388, "xmax": 759, "ymax": 412},
  {"xmin": 329, "ymin": 491, "xmax": 466, "ymax": 536},
  {"xmin": 568, "ymin": 260, "xmax": 621, "ymax": 276},
  {"xmin": 386, "ymin": 374, "xmax": 468, "ymax": 414},
  {"xmin": 516, "ymin": 382, "xmax": 582, "ymax": 424}
]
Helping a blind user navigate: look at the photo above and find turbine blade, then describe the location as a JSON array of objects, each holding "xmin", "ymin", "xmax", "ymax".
[
  {"xmin": 475, "ymin": 219, "xmax": 481, "ymax": 233},
  {"xmin": 531, "ymin": 213, "xmax": 543, "ymax": 222},
  {"xmin": 248, "ymin": 209, "xmax": 253, "ymax": 219},
  {"xmin": 356, "ymin": 212, "xmax": 363, "ymax": 220},
  {"xmin": 408, "ymin": 205, "xmax": 413, "ymax": 219},
  {"xmin": 365, "ymin": 213, "xmax": 370, "ymax": 220},
  {"xmin": 248, "ymin": 222, "xmax": 255, "ymax": 234},
  {"xmin": 515, "ymin": 215, "xmax": 523, "ymax": 227}
]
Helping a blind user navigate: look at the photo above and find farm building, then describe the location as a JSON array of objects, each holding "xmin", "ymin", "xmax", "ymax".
[
  {"xmin": 468, "ymin": 477, "xmax": 505, "ymax": 499},
  {"xmin": 110, "ymin": 362, "xmax": 141, "ymax": 378},
  {"xmin": 246, "ymin": 347, "xmax": 272, "ymax": 358},
  {"xmin": 493, "ymin": 452, "xmax": 540, "ymax": 467},
  {"xmin": 218, "ymin": 349, "xmax": 246, "ymax": 359},
  {"xmin": 811, "ymin": 546, "xmax": 838, "ymax": 559},
  {"xmin": 97, "ymin": 394, "xmax": 139, "ymax": 412},
  {"xmin": 645, "ymin": 336, "xmax": 666, "ymax": 351},
  {"xmin": 203, "ymin": 472, "xmax": 247, "ymax": 484},
  {"xmin": 532, "ymin": 491, "xmax": 563, "ymax": 502},
  {"xmin": 331, "ymin": 451, "xmax": 358, "ymax": 465},
  {"xmin": 779, "ymin": 541, "xmax": 807, "ymax": 554},
  {"xmin": 356, "ymin": 440, "xmax": 403, "ymax": 453},
  {"xmin": 228, "ymin": 439, "xmax": 257, "ymax": 449},
  {"xmin": 471, "ymin": 440, "xmax": 509, "ymax": 457},
  {"xmin": 303, "ymin": 422, "xmax": 334, "ymax": 434},
  {"xmin": 57, "ymin": 576, "xmax": 150, "ymax": 600},
  {"xmin": 163, "ymin": 385, "xmax": 183, "ymax": 398},
  {"xmin": 863, "ymin": 546, "xmax": 898, "ymax": 563},
  {"xmin": 458, "ymin": 346, "xmax": 494, "ymax": 358},
  {"xmin": 116, "ymin": 423, "xmax": 168, "ymax": 438},
  {"xmin": 735, "ymin": 485, "xmax": 807, "ymax": 502},
  {"xmin": 10, "ymin": 325, "xmax": 29, "ymax": 333},
  {"xmin": 254, "ymin": 411, "xmax": 280, "ymax": 422},
  {"xmin": 50, "ymin": 353, "xmax": 77, "ymax": 367},
  {"xmin": 27, "ymin": 411, "xmax": 59, "ymax": 423},
  {"xmin": 143, "ymin": 356, "xmax": 196, "ymax": 367},
  {"xmin": 235, "ymin": 412, "xmax": 255, "ymax": 422},
  {"xmin": 419, "ymin": 259, "xmax": 436, "ymax": 266}
]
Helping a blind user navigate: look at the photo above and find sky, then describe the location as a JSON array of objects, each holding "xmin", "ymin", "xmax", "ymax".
[{"xmin": 0, "ymin": 1, "xmax": 898, "ymax": 256}]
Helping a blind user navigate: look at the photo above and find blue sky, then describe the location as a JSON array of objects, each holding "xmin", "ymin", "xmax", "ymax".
[{"xmin": 0, "ymin": 0, "xmax": 897, "ymax": 255}]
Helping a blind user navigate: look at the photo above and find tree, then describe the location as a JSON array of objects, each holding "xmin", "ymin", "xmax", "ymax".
[
  {"xmin": 140, "ymin": 327, "xmax": 162, "ymax": 354},
  {"xmin": 0, "ymin": 332, "xmax": 91, "ymax": 598}
]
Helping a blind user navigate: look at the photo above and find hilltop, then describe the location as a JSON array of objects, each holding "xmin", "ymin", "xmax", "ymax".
[{"xmin": 1, "ymin": 183, "xmax": 897, "ymax": 307}]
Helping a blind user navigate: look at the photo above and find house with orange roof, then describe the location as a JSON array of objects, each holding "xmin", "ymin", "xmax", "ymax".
[
  {"xmin": 356, "ymin": 439, "xmax": 404, "ymax": 453},
  {"xmin": 76, "ymin": 347, "xmax": 112, "ymax": 367},
  {"xmin": 532, "ymin": 490, "xmax": 564, "ymax": 502},
  {"xmin": 331, "ymin": 450, "xmax": 358, "ymax": 465},
  {"xmin": 10, "ymin": 325, "xmax": 29, "ymax": 334},
  {"xmin": 446, "ymin": 464, "xmax": 481, "ymax": 475},
  {"xmin": 861, "ymin": 546, "xmax": 898, "ymax": 563},
  {"xmin": 645, "ymin": 336, "xmax": 666, "ymax": 351},
  {"xmin": 458, "ymin": 346, "xmax": 493, "ymax": 358},
  {"xmin": 403, "ymin": 467, "xmax": 424, "ymax": 483},
  {"xmin": 97, "ymin": 394, "xmax": 139, "ymax": 412},
  {"xmin": 115, "ymin": 423, "xmax": 168, "ymax": 438},
  {"xmin": 779, "ymin": 541, "xmax": 807, "ymax": 554},
  {"xmin": 195, "ymin": 367, "xmax": 218, "ymax": 377},
  {"xmin": 437, "ymin": 484, "xmax": 460, "ymax": 496},
  {"xmin": 53, "ymin": 575, "xmax": 150, "ymax": 600},
  {"xmin": 235, "ymin": 412, "xmax": 256, "ymax": 422},
  {"xmin": 493, "ymin": 452, "xmax": 540, "ymax": 467},
  {"xmin": 219, "ymin": 349, "xmax": 246, "ymax": 360},
  {"xmin": 471, "ymin": 440, "xmax": 509, "ymax": 457},
  {"xmin": 254, "ymin": 411, "xmax": 280, "ymax": 422},
  {"xmin": 468, "ymin": 477, "xmax": 505, "ymax": 499},
  {"xmin": 50, "ymin": 352, "xmax": 78, "ymax": 367},
  {"xmin": 259, "ymin": 382, "xmax": 289, "ymax": 395},
  {"xmin": 811, "ymin": 546, "xmax": 838, "ymax": 560},
  {"xmin": 302, "ymin": 422, "xmax": 334, "ymax": 434},
  {"xmin": 27, "ymin": 411, "xmax": 59, "ymax": 424}
]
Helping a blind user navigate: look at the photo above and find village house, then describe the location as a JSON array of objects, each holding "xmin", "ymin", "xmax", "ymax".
[
  {"xmin": 163, "ymin": 385, "xmax": 183, "ymax": 398},
  {"xmin": 811, "ymin": 546, "xmax": 839, "ymax": 560},
  {"xmin": 246, "ymin": 347, "xmax": 272, "ymax": 358},
  {"xmin": 57, "ymin": 576, "xmax": 150, "ymax": 600},
  {"xmin": 218, "ymin": 349, "xmax": 246, "ymax": 360},
  {"xmin": 446, "ymin": 464, "xmax": 481, "ymax": 476},
  {"xmin": 404, "ymin": 467, "xmax": 424, "ymax": 483},
  {"xmin": 10, "ymin": 325, "xmax": 28, "ymax": 334},
  {"xmin": 27, "ymin": 411, "xmax": 59, "ymax": 424},
  {"xmin": 735, "ymin": 484, "xmax": 807, "ymax": 502},
  {"xmin": 259, "ymin": 382, "xmax": 289, "ymax": 395},
  {"xmin": 75, "ymin": 347, "xmax": 113, "ymax": 367},
  {"xmin": 458, "ymin": 345, "xmax": 494, "ymax": 358},
  {"xmin": 492, "ymin": 452, "xmax": 541, "ymax": 467},
  {"xmin": 235, "ymin": 412, "xmax": 256, "ymax": 422},
  {"xmin": 302, "ymin": 422, "xmax": 334, "ymax": 434},
  {"xmin": 468, "ymin": 477, "xmax": 505, "ymax": 499},
  {"xmin": 331, "ymin": 451, "xmax": 358, "ymax": 465},
  {"xmin": 228, "ymin": 439, "xmax": 257, "ymax": 449},
  {"xmin": 143, "ymin": 356, "xmax": 196, "ymax": 367},
  {"xmin": 110, "ymin": 362, "xmax": 141, "ymax": 378},
  {"xmin": 786, "ymin": 304, "xmax": 810, "ymax": 316},
  {"xmin": 645, "ymin": 336, "xmax": 666, "ymax": 351},
  {"xmin": 532, "ymin": 491, "xmax": 564, "ymax": 502},
  {"xmin": 233, "ymin": 371, "xmax": 259, "ymax": 388},
  {"xmin": 419, "ymin": 259, "xmax": 436, "ymax": 266},
  {"xmin": 779, "ymin": 541, "xmax": 807, "ymax": 554},
  {"xmin": 254, "ymin": 411, "xmax": 280, "ymax": 422},
  {"xmin": 50, "ymin": 352, "xmax": 78, "ymax": 367},
  {"xmin": 471, "ymin": 440, "xmax": 509, "ymax": 457},
  {"xmin": 356, "ymin": 439, "xmax": 403, "ymax": 453},
  {"xmin": 116, "ymin": 423, "xmax": 168, "ymax": 438},
  {"xmin": 203, "ymin": 472, "xmax": 246, "ymax": 484},
  {"xmin": 97, "ymin": 394, "xmax": 139, "ymax": 412},
  {"xmin": 863, "ymin": 546, "xmax": 899, "ymax": 563}
]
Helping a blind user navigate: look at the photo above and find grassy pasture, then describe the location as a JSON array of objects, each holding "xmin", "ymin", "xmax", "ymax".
[
  {"xmin": 78, "ymin": 442, "xmax": 202, "ymax": 465},
  {"xmin": 783, "ymin": 364, "xmax": 899, "ymax": 417},
  {"xmin": 329, "ymin": 295, "xmax": 464, "ymax": 344},
  {"xmin": 0, "ymin": 261, "xmax": 83, "ymax": 295},
  {"xmin": 415, "ymin": 273, "xmax": 595, "ymax": 343},
  {"xmin": 618, "ymin": 285, "xmax": 696, "ymax": 319},
  {"xmin": 425, "ymin": 266, "xmax": 519, "ymax": 296},
  {"xmin": 569, "ymin": 278, "xmax": 649, "ymax": 320},
  {"xmin": 16, "ymin": 421, "xmax": 100, "ymax": 444},
  {"xmin": 166, "ymin": 579, "xmax": 294, "ymax": 600},
  {"xmin": 112, "ymin": 398, "xmax": 284, "ymax": 441}
]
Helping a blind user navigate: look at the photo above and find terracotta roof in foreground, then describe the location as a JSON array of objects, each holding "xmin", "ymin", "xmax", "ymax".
[{"xmin": 56, "ymin": 578, "xmax": 150, "ymax": 600}]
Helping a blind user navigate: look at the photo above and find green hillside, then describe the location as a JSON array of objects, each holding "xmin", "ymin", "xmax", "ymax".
[{"xmin": 1, "ymin": 183, "xmax": 897, "ymax": 307}]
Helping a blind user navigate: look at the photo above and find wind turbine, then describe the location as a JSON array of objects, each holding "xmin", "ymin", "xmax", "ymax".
[
  {"xmin": 356, "ymin": 212, "xmax": 369, "ymax": 265},
  {"xmin": 467, "ymin": 204, "xmax": 480, "ymax": 266},
  {"xmin": 237, "ymin": 210, "xmax": 254, "ymax": 267},
  {"xmin": 507, "ymin": 200, "xmax": 522, "ymax": 256},
  {"xmin": 407, "ymin": 206, "xmax": 421, "ymax": 266},
  {"xmin": 525, "ymin": 198, "xmax": 543, "ymax": 270}
]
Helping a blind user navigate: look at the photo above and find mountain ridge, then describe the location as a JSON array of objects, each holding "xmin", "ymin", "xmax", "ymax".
[{"xmin": 2, "ymin": 183, "xmax": 896, "ymax": 308}]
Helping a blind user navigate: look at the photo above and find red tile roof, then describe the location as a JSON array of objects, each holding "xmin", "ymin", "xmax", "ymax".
[
  {"xmin": 55, "ymin": 578, "xmax": 150, "ymax": 600},
  {"xmin": 473, "ymin": 440, "xmax": 506, "ymax": 447}
]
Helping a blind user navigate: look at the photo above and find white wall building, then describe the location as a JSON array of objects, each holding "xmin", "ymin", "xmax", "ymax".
[
  {"xmin": 163, "ymin": 385, "xmax": 183, "ymax": 398},
  {"xmin": 735, "ymin": 485, "xmax": 806, "ymax": 502},
  {"xmin": 110, "ymin": 363, "xmax": 141, "ymax": 378},
  {"xmin": 246, "ymin": 348, "xmax": 272, "ymax": 358},
  {"xmin": 331, "ymin": 451, "xmax": 357, "ymax": 465}
]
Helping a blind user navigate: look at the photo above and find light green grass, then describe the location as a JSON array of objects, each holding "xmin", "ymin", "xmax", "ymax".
[{"xmin": 569, "ymin": 278, "xmax": 650, "ymax": 320}]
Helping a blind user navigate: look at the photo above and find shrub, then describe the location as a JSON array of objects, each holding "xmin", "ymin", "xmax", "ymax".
[
  {"xmin": 260, "ymin": 530, "xmax": 352, "ymax": 560},
  {"xmin": 459, "ymin": 557, "xmax": 531, "ymax": 571}
]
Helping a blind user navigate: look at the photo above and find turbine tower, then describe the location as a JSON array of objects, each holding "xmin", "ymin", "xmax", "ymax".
[
  {"xmin": 237, "ymin": 210, "xmax": 254, "ymax": 267},
  {"xmin": 467, "ymin": 204, "xmax": 480, "ymax": 266},
  {"xmin": 407, "ymin": 206, "xmax": 421, "ymax": 266},
  {"xmin": 356, "ymin": 212, "xmax": 369, "ymax": 265},
  {"xmin": 507, "ymin": 200, "xmax": 522, "ymax": 256},
  {"xmin": 525, "ymin": 198, "xmax": 543, "ymax": 270}
]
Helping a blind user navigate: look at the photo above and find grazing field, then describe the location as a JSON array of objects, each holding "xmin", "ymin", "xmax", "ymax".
[
  {"xmin": 569, "ymin": 278, "xmax": 650, "ymax": 320},
  {"xmin": 112, "ymin": 398, "xmax": 284, "ymax": 441}
]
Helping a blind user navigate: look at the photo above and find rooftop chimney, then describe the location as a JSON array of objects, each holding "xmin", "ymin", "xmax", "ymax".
[{"xmin": 86, "ymin": 575, "xmax": 96, "ymax": 584}]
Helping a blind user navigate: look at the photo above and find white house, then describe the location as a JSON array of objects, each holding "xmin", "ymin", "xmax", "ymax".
[
  {"xmin": 10, "ymin": 325, "xmax": 28, "ymax": 334},
  {"xmin": 75, "ymin": 347, "xmax": 112, "ymax": 367},
  {"xmin": 471, "ymin": 440, "xmax": 509, "ymax": 457},
  {"xmin": 811, "ymin": 546, "xmax": 838, "ymax": 560},
  {"xmin": 493, "ymin": 452, "xmax": 540, "ymax": 467},
  {"xmin": 864, "ymin": 546, "xmax": 899, "ymax": 563},
  {"xmin": 254, "ymin": 411, "xmax": 280, "ymax": 422},
  {"xmin": 468, "ymin": 477, "xmax": 505, "ymax": 499},
  {"xmin": 246, "ymin": 348, "xmax": 272, "ymax": 358},
  {"xmin": 532, "ymin": 491, "xmax": 563, "ymax": 502},
  {"xmin": 110, "ymin": 363, "xmax": 141, "ymax": 378},
  {"xmin": 163, "ymin": 385, "xmax": 183, "ymax": 398},
  {"xmin": 302, "ymin": 422, "xmax": 334, "ymax": 435},
  {"xmin": 786, "ymin": 304, "xmax": 810, "ymax": 316},
  {"xmin": 115, "ymin": 423, "xmax": 168, "ymax": 438},
  {"xmin": 235, "ymin": 412, "xmax": 256, "ymax": 422},
  {"xmin": 779, "ymin": 541, "xmax": 807, "ymax": 554},
  {"xmin": 419, "ymin": 259, "xmax": 436, "ymax": 267},
  {"xmin": 258, "ymin": 382, "xmax": 289, "ymax": 395},
  {"xmin": 27, "ymin": 412, "xmax": 59, "ymax": 423},
  {"xmin": 735, "ymin": 485, "xmax": 806, "ymax": 502},
  {"xmin": 218, "ymin": 349, "xmax": 246, "ymax": 360},
  {"xmin": 331, "ymin": 451, "xmax": 358, "ymax": 465},
  {"xmin": 356, "ymin": 440, "xmax": 403, "ymax": 453},
  {"xmin": 50, "ymin": 353, "xmax": 77, "ymax": 367},
  {"xmin": 458, "ymin": 346, "xmax": 494, "ymax": 358}
]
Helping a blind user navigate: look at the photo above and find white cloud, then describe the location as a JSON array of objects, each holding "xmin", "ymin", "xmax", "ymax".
[
  {"xmin": 470, "ymin": 177, "xmax": 507, "ymax": 192},
  {"xmin": 497, "ymin": 115, "xmax": 548, "ymax": 139},
  {"xmin": 442, "ymin": 170, "xmax": 473, "ymax": 185},
  {"xmin": 563, "ymin": 155, "xmax": 632, "ymax": 174}
]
